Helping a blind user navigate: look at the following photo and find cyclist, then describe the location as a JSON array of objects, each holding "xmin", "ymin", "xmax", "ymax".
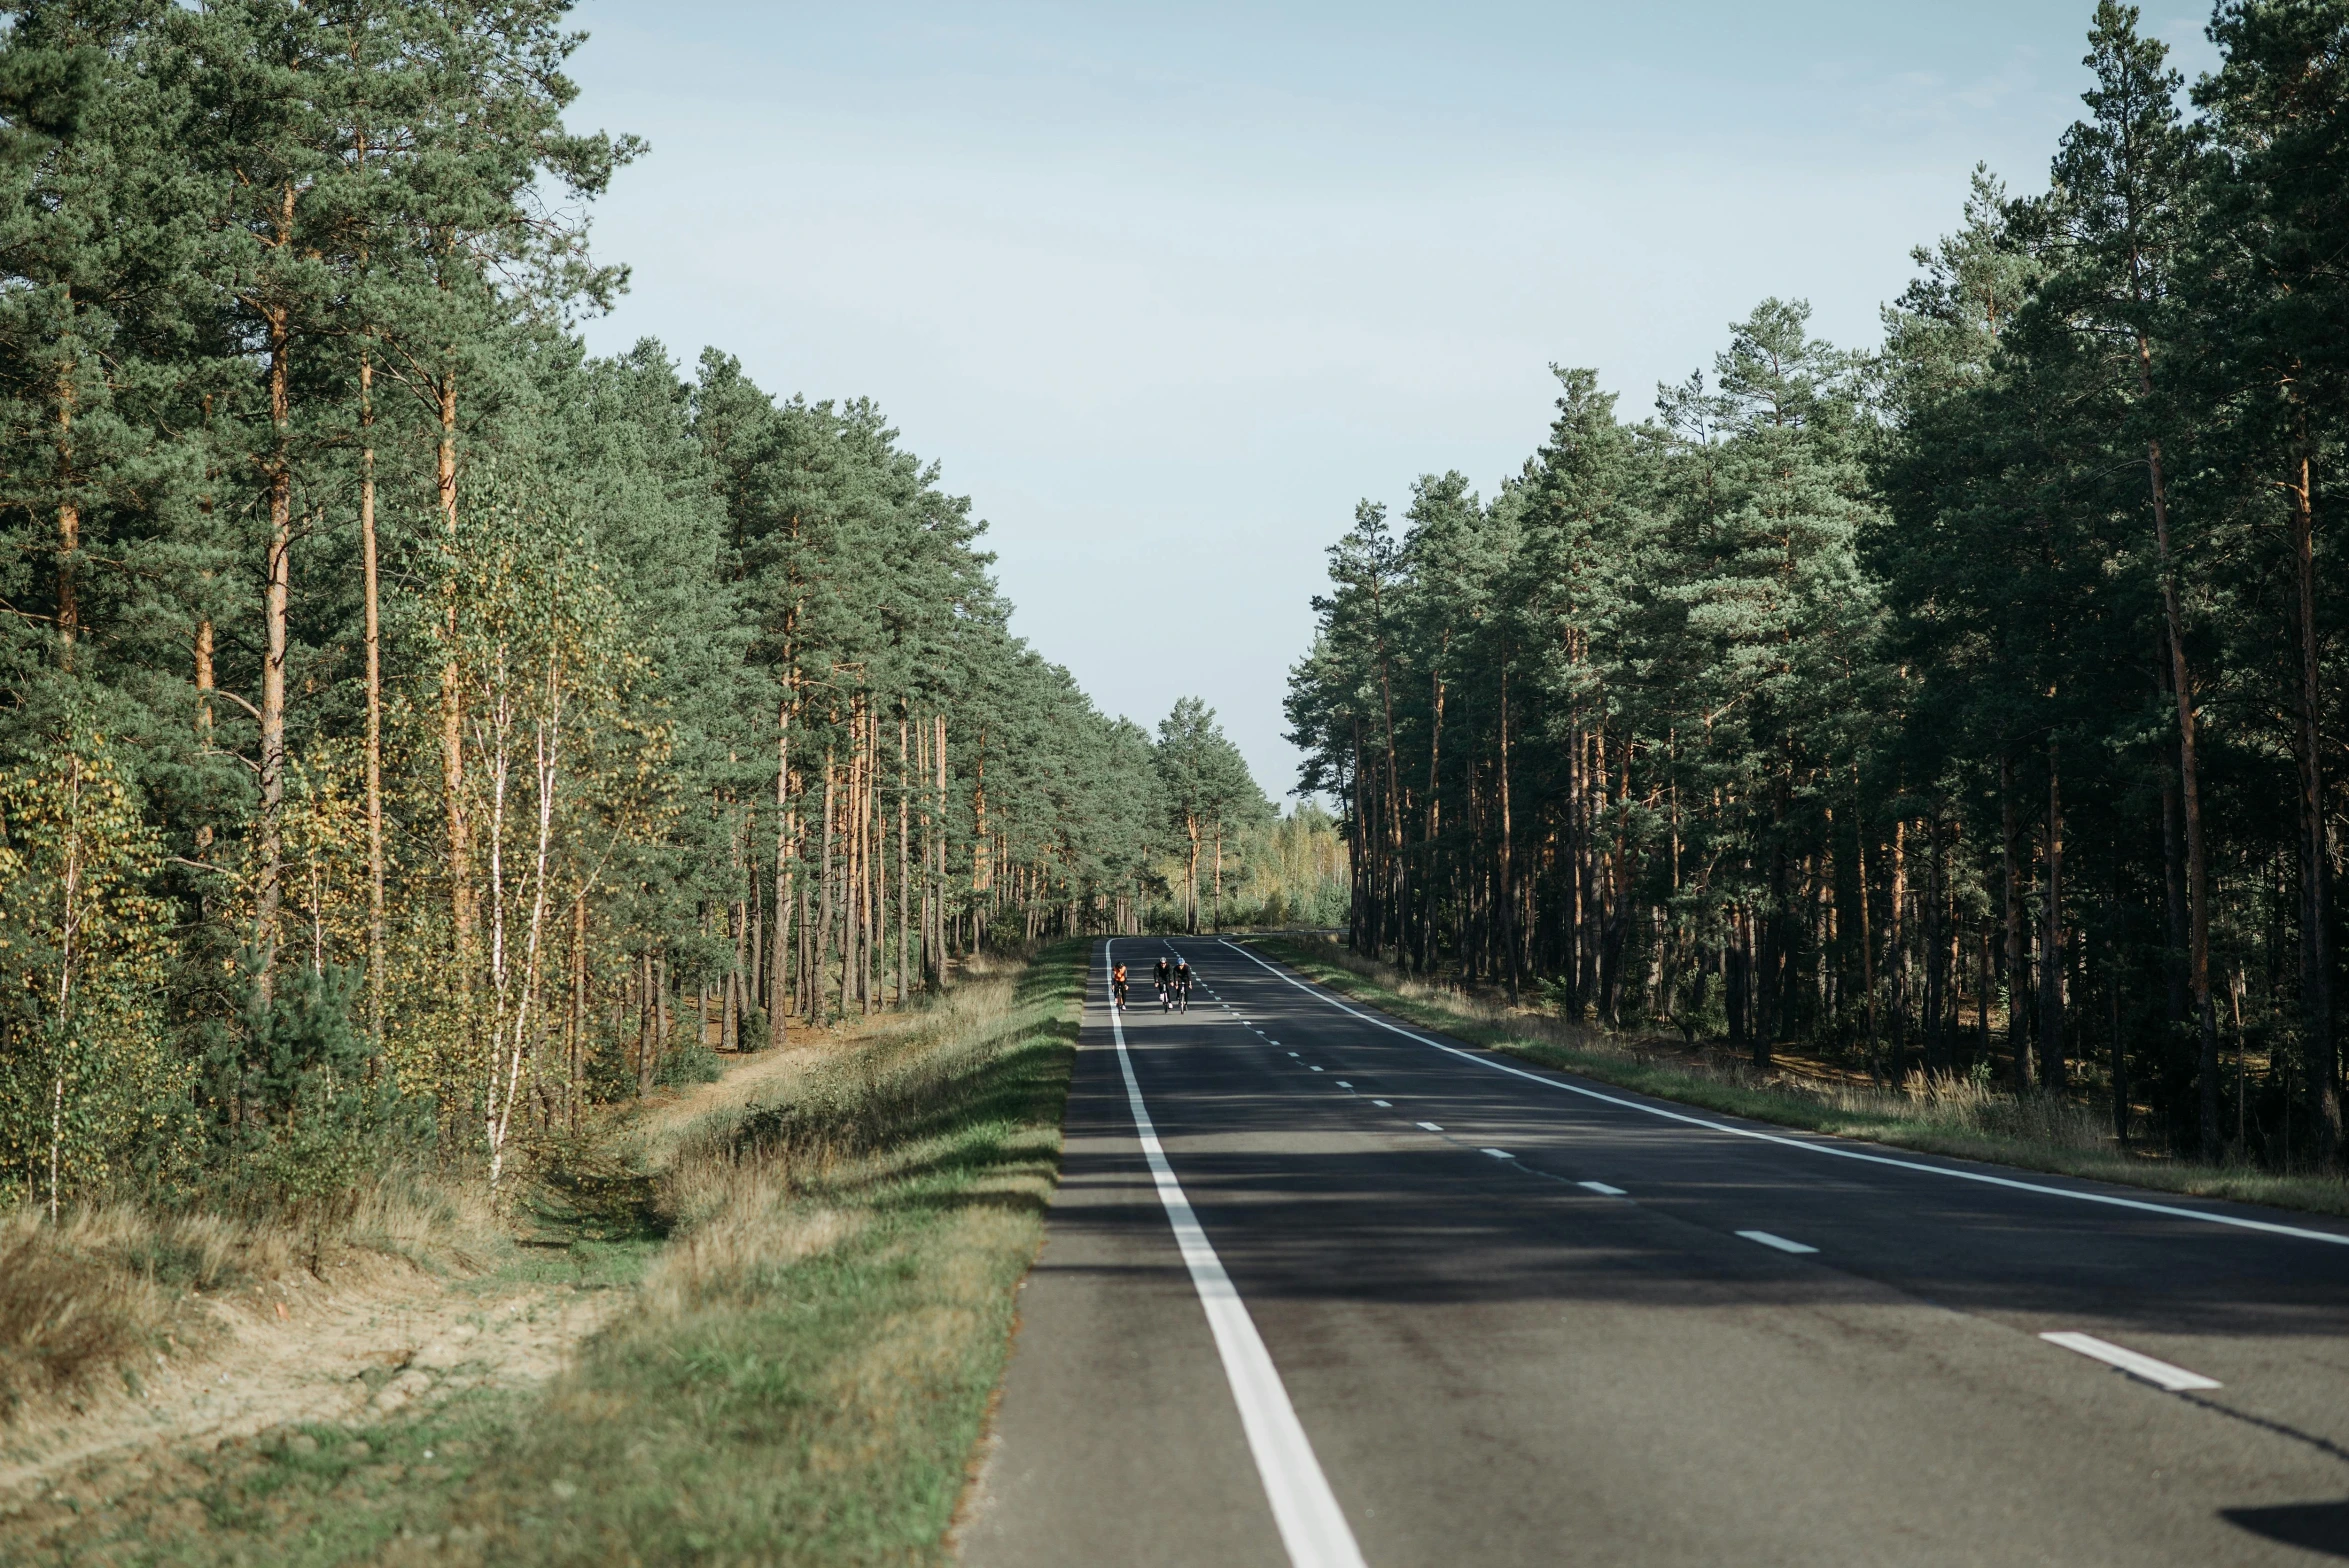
[
  {"xmin": 1153, "ymin": 956, "xmax": 1171, "ymax": 1005},
  {"xmin": 1111, "ymin": 961, "xmax": 1129, "ymax": 1011},
  {"xmin": 1171, "ymin": 958, "xmax": 1193, "ymax": 1012}
]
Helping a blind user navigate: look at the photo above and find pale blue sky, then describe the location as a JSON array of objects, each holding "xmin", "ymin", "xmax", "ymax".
[{"xmin": 567, "ymin": 2, "xmax": 2218, "ymax": 798}]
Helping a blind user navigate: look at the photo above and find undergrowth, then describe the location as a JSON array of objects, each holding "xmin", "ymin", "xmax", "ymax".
[{"xmin": 13, "ymin": 943, "xmax": 1087, "ymax": 1566}]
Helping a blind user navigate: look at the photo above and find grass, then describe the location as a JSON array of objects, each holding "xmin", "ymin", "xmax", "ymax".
[
  {"xmin": 8, "ymin": 941, "xmax": 1087, "ymax": 1566},
  {"xmin": 1249, "ymin": 932, "xmax": 2349, "ymax": 1221}
]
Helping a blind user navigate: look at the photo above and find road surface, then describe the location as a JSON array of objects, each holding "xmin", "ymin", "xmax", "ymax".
[{"xmin": 957, "ymin": 937, "xmax": 2349, "ymax": 1566}]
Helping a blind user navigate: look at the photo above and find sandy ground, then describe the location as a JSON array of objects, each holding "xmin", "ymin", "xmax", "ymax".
[
  {"xmin": 0, "ymin": 1260, "xmax": 619, "ymax": 1503},
  {"xmin": 0, "ymin": 1032, "xmax": 852, "ymax": 1559}
]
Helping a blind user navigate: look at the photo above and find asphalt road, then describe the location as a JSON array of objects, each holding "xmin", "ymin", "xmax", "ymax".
[{"xmin": 956, "ymin": 936, "xmax": 2349, "ymax": 1567}]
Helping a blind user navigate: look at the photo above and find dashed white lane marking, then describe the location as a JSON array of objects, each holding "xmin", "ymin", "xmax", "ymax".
[
  {"xmin": 1216, "ymin": 939, "xmax": 2349, "ymax": 1251},
  {"xmin": 1288, "ymin": 1052, "xmax": 1300, "ymax": 1058},
  {"xmin": 1310, "ymin": 1066, "xmax": 1324, "ymax": 1073},
  {"xmin": 1417, "ymin": 1121, "xmax": 1444, "ymax": 1132},
  {"xmin": 1578, "ymin": 1181, "xmax": 1627, "ymax": 1196},
  {"xmin": 1738, "ymin": 1229, "xmax": 1818, "ymax": 1255},
  {"xmin": 1481, "ymin": 1148, "xmax": 1512, "ymax": 1160},
  {"xmin": 1335, "ymin": 1081, "xmax": 1352, "ymax": 1088},
  {"xmin": 1372, "ymin": 1100, "xmax": 1392, "ymax": 1108},
  {"xmin": 2040, "ymin": 1332, "xmax": 2221, "ymax": 1392},
  {"xmin": 1102, "ymin": 945, "xmax": 1367, "ymax": 1568}
]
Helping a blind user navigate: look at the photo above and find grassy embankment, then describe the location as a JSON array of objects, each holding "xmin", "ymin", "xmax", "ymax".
[
  {"xmin": 1248, "ymin": 932, "xmax": 2349, "ymax": 1220},
  {"xmin": 1, "ymin": 940, "xmax": 1087, "ymax": 1566}
]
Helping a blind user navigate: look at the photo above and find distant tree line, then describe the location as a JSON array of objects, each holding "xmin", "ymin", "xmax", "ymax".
[
  {"xmin": 0, "ymin": 0, "xmax": 1329, "ymax": 1214},
  {"xmin": 1288, "ymin": 2, "xmax": 2349, "ymax": 1169}
]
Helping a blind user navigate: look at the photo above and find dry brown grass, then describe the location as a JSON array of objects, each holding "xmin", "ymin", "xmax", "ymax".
[
  {"xmin": 0, "ymin": 1207, "xmax": 201, "ymax": 1416},
  {"xmin": 0, "ymin": 1167, "xmax": 514, "ymax": 1424},
  {"xmin": 634, "ymin": 968, "xmax": 1025, "ymax": 1318}
]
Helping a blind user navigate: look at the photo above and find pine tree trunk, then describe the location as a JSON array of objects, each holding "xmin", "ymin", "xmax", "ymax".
[
  {"xmin": 898, "ymin": 717, "xmax": 910, "ymax": 1002},
  {"xmin": 360, "ymin": 351, "xmax": 386, "ymax": 1044},
  {"xmin": 55, "ymin": 346, "xmax": 76, "ymax": 668},
  {"xmin": 2141, "ymin": 385, "xmax": 2220, "ymax": 1152},
  {"xmin": 438, "ymin": 363, "xmax": 471, "ymax": 1014},
  {"xmin": 2160, "ymin": 732, "xmax": 2188, "ymax": 1029},
  {"xmin": 1925, "ymin": 811, "xmax": 1948, "ymax": 1074},
  {"xmin": 815, "ymin": 751, "xmax": 836, "ymax": 1023},
  {"xmin": 2289, "ymin": 443, "xmax": 2339, "ymax": 1164},
  {"xmin": 1497, "ymin": 656, "xmax": 1518, "ymax": 1006},
  {"xmin": 770, "ymin": 685, "xmax": 793, "ymax": 1048},
  {"xmin": 2003, "ymin": 754, "xmax": 2030, "ymax": 1090},
  {"xmin": 1889, "ymin": 816, "xmax": 1908, "ymax": 1073},
  {"xmin": 256, "ymin": 271, "xmax": 293, "ymax": 990},
  {"xmin": 2040, "ymin": 742, "xmax": 2067, "ymax": 1094},
  {"xmin": 1423, "ymin": 660, "xmax": 1446, "ymax": 973},
  {"xmin": 1856, "ymin": 793, "xmax": 1877, "ymax": 1081}
]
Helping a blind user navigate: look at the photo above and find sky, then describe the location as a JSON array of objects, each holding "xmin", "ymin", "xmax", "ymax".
[{"xmin": 565, "ymin": 1, "xmax": 2221, "ymax": 801}]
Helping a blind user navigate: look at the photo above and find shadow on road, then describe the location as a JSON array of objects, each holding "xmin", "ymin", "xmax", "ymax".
[{"xmin": 2223, "ymin": 1499, "xmax": 2349, "ymax": 1558}]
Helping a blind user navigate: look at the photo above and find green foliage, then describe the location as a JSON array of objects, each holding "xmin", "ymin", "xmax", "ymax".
[
  {"xmin": 0, "ymin": 1, "xmax": 1155, "ymax": 1218},
  {"xmin": 1290, "ymin": 2, "xmax": 2349, "ymax": 1170},
  {"xmin": 216, "ymin": 963, "xmax": 416, "ymax": 1218},
  {"xmin": 0, "ymin": 723, "xmax": 188, "ymax": 1211},
  {"xmin": 653, "ymin": 1042, "xmax": 723, "ymax": 1088}
]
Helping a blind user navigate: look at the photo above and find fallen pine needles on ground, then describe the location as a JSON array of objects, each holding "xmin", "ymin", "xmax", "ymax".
[{"xmin": 1250, "ymin": 933, "xmax": 2349, "ymax": 1221}]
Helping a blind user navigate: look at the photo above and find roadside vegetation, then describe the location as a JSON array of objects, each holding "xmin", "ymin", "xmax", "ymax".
[
  {"xmin": 0, "ymin": 943, "xmax": 1084, "ymax": 1566},
  {"xmin": 1255, "ymin": 934, "xmax": 2349, "ymax": 1219}
]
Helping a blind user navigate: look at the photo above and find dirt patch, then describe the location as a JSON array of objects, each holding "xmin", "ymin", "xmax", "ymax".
[{"xmin": 0, "ymin": 1260, "xmax": 618, "ymax": 1502}]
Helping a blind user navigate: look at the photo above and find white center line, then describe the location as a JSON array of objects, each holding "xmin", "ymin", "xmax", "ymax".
[
  {"xmin": 1417, "ymin": 1121, "xmax": 1444, "ymax": 1132},
  {"xmin": 1480, "ymin": 1148, "xmax": 1512, "ymax": 1160},
  {"xmin": 2040, "ymin": 1332, "xmax": 2221, "ymax": 1391},
  {"xmin": 1103, "ymin": 945, "xmax": 1367, "ymax": 1568},
  {"xmin": 1372, "ymin": 1100, "xmax": 1392, "ymax": 1108},
  {"xmin": 1217, "ymin": 939, "xmax": 2349, "ymax": 1251},
  {"xmin": 1738, "ymin": 1229, "xmax": 1818, "ymax": 1255},
  {"xmin": 1578, "ymin": 1181, "xmax": 1627, "ymax": 1196}
]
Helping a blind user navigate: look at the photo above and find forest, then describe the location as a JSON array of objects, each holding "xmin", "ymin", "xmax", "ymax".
[
  {"xmin": 1288, "ymin": 1, "xmax": 2349, "ymax": 1171},
  {"xmin": 0, "ymin": 0, "xmax": 1336, "ymax": 1218}
]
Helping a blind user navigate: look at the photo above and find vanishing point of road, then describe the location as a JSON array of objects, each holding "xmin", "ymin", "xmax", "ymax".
[{"xmin": 957, "ymin": 937, "xmax": 2349, "ymax": 1567}]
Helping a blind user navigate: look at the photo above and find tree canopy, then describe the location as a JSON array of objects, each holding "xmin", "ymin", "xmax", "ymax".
[{"xmin": 1290, "ymin": 0, "xmax": 2349, "ymax": 1172}]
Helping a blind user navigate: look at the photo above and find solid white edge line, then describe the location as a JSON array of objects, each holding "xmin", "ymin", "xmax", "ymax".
[
  {"xmin": 1578, "ymin": 1181, "xmax": 1627, "ymax": 1196},
  {"xmin": 2040, "ymin": 1331, "xmax": 2222, "ymax": 1391},
  {"xmin": 1102, "ymin": 943, "xmax": 1367, "ymax": 1568},
  {"xmin": 1218, "ymin": 939, "xmax": 2349, "ymax": 1250},
  {"xmin": 1737, "ymin": 1229, "xmax": 1819, "ymax": 1255}
]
